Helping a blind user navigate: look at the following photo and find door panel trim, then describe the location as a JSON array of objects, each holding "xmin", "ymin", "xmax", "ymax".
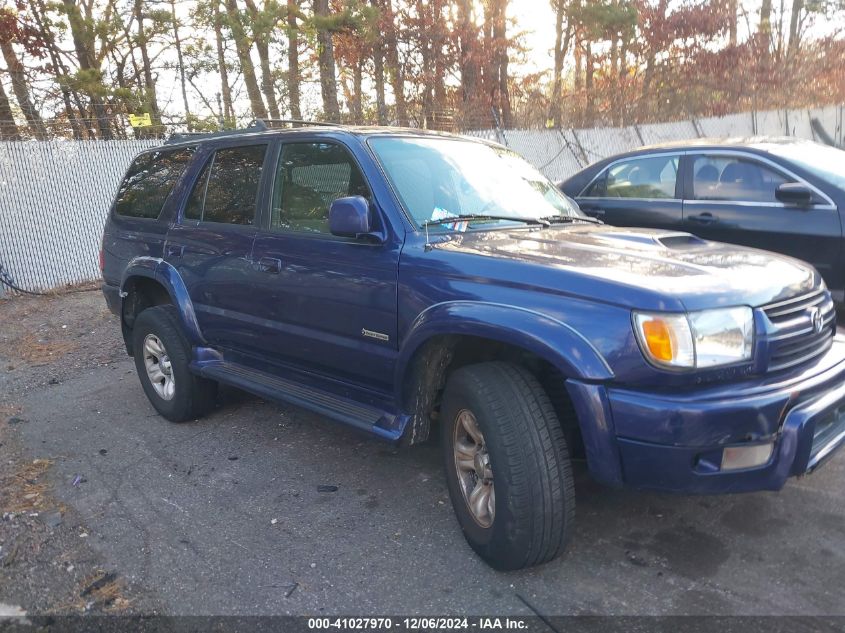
[{"xmin": 684, "ymin": 199, "xmax": 836, "ymax": 210}]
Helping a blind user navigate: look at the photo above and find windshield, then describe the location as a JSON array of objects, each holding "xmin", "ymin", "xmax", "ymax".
[
  {"xmin": 368, "ymin": 136, "xmax": 584, "ymax": 230},
  {"xmin": 766, "ymin": 141, "xmax": 845, "ymax": 189}
]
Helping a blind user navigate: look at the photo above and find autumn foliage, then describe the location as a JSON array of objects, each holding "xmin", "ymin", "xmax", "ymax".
[{"xmin": 0, "ymin": 0, "xmax": 843, "ymax": 139}]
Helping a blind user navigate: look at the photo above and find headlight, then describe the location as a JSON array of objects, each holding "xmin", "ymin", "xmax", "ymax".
[{"xmin": 633, "ymin": 307, "xmax": 754, "ymax": 369}]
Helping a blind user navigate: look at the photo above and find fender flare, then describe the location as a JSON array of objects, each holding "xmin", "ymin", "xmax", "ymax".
[
  {"xmin": 395, "ymin": 300, "xmax": 614, "ymax": 406},
  {"xmin": 120, "ymin": 257, "xmax": 205, "ymax": 346}
]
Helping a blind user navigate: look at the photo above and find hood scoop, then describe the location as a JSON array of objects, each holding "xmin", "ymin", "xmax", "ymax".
[
  {"xmin": 588, "ymin": 230, "xmax": 708, "ymax": 250},
  {"xmin": 654, "ymin": 233, "xmax": 708, "ymax": 249}
]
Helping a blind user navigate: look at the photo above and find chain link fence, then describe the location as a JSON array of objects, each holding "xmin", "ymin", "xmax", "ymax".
[
  {"xmin": 1, "ymin": 105, "xmax": 843, "ymax": 297},
  {"xmin": 465, "ymin": 105, "xmax": 845, "ymax": 182},
  {"xmin": 0, "ymin": 139, "xmax": 162, "ymax": 296}
]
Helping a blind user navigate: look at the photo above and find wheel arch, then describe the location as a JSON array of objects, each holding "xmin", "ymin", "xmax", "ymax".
[
  {"xmin": 120, "ymin": 257, "xmax": 204, "ymax": 354},
  {"xmin": 395, "ymin": 301, "xmax": 614, "ymax": 449}
]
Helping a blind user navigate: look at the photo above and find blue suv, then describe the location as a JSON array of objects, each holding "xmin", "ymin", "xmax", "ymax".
[{"xmin": 101, "ymin": 122, "xmax": 845, "ymax": 570}]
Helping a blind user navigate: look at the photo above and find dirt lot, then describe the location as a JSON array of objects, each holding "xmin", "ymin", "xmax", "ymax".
[{"xmin": 1, "ymin": 290, "xmax": 844, "ymax": 617}]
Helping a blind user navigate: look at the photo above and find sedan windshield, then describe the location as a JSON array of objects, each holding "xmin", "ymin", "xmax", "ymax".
[
  {"xmin": 766, "ymin": 141, "xmax": 845, "ymax": 189},
  {"xmin": 368, "ymin": 136, "xmax": 585, "ymax": 231}
]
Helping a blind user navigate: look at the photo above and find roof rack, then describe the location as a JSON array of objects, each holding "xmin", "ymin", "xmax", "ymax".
[
  {"xmin": 163, "ymin": 120, "xmax": 267, "ymax": 145},
  {"xmin": 163, "ymin": 118, "xmax": 344, "ymax": 145},
  {"xmin": 254, "ymin": 119, "xmax": 345, "ymax": 129}
]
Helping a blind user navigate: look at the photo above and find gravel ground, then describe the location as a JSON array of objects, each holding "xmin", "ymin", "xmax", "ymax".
[
  {"xmin": 0, "ymin": 288, "xmax": 164, "ymax": 615},
  {"xmin": 0, "ymin": 289, "xmax": 844, "ymax": 618}
]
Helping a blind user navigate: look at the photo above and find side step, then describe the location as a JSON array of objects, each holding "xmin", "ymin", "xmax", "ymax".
[{"xmin": 195, "ymin": 361, "xmax": 406, "ymax": 441}]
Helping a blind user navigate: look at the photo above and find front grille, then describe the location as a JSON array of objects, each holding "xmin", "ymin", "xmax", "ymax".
[{"xmin": 763, "ymin": 289, "xmax": 836, "ymax": 372}]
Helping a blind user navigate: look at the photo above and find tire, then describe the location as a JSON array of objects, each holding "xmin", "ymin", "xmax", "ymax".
[
  {"xmin": 440, "ymin": 362, "xmax": 575, "ymax": 570},
  {"xmin": 131, "ymin": 305, "xmax": 216, "ymax": 423}
]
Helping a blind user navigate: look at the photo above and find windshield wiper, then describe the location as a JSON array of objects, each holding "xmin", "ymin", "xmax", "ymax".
[
  {"xmin": 541, "ymin": 214, "xmax": 603, "ymax": 225},
  {"xmin": 421, "ymin": 214, "xmax": 550, "ymax": 228}
]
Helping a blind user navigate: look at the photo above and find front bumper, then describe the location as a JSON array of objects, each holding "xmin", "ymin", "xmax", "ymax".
[{"xmin": 568, "ymin": 336, "xmax": 845, "ymax": 493}]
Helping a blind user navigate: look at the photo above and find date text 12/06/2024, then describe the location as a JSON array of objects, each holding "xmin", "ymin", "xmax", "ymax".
[{"xmin": 307, "ymin": 617, "xmax": 530, "ymax": 630}]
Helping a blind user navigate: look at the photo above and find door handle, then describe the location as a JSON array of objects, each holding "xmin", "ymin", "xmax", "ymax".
[
  {"xmin": 257, "ymin": 257, "xmax": 282, "ymax": 274},
  {"xmin": 165, "ymin": 244, "xmax": 184, "ymax": 258},
  {"xmin": 688, "ymin": 212, "xmax": 718, "ymax": 225}
]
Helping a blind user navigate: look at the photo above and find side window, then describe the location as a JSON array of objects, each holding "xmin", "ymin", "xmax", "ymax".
[
  {"xmin": 586, "ymin": 154, "xmax": 679, "ymax": 199},
  {"xmin": 183, "ymin": 144, "xmax": 267, "ymax": 225},
  {"xmin": 692, "ymin": 156, "xmax": 790, "ymax": 203},
  {"xmin": 114, "ymin": 147, "xmax": 195, "ymax": 219},
  {"xmin": 271, "ymin": 142, "xmax": 370, "ymax": 234}
]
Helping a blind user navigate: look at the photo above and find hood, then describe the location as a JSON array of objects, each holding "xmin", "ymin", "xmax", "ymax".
[{"xmin": 431, "ymin": 224, "xmax": 819, "ymax": 312}]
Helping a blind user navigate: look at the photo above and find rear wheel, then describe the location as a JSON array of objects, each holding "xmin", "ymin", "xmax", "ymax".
[
  {"xmin": 440, "ymin": 362, "xmax": 575, "ymax": 570},
  {"xmin": 132, "ymin": 305, "xmax": 216, "ymax": 422}
]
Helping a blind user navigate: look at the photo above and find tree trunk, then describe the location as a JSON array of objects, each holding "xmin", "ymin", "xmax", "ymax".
[
  {"xmin": 372, "ymin": 18, "xmax": 387, "ymax": 125},
  {"xmin": 255, "ymin": 38, "xmax": 280, "ymax": 119},
  {"xmin": 213, "ymin": 0, "xmax": 234, "ymax": 123},
  {"xmin": 416, "ymin": 0, "xmax": 433, "ymax": 127},
  {"xmin": 491, "ymin": 0, "xmax": 511, "ymax": 128},
  {"xmin": 0, "ymin": 38, "xmax": 49, "ymax": 139},
  {"xmin": 759, "ymin": 0, "xmax": 773, "ymax": 55},
  {"xmin": 61, "ymin": 0, "xmax": 112, "ymax": 139},
  {"xmin": 133, "ymin": 0, "xmax": 162, "ymax": 125},
  {"xmin": 243, "ymin": 0, "xmax": 281, "ymax": 119},
  {"xmin": 30, "ymin": 0, "xmax": 83, "ymax": 138},
  {"xmin": 287, "ymin": 0, "xmax": 302, "ymax": 119},
  {"xmin": 585, "ymin": 40, "xmax": 594, "ymax": 125},
  {"xmin": 0, "ymin": 79, "xmax": 20, "ymax": 140},
  {"xmin": 223, "ymin": 0, "xmax": 268, "ymax": 120},
  {"xmin": 352, "ymin": 56, "xmax": 363, "ymax": 124},
  {"xmin": 457, "ymin": 0, "xmax": 479, "ymax": 126},
  {"xmin": 729, "ymin": 0, "xmax": 737, "ymax": 46},
  {"xmin": 788, "ymin": 0, "xmax": 804, "ymax": 54},
  {"xmin": 171, "ymin": 0, "xmax": 192, "ymax": 128},
  {"xmin": 548, "ymin": 0, "xmax": 565, "ymax": 127},
  {"xmin": 313, "ymin": 0, "xmax": 340, "ymax": 121},
  {"xmin": 432, "ymin": 0, "xmax": 447, "ymax": 129},
  {"xmin": 380, "ymin": 0, "xmax": 407, "ymax": 126}
]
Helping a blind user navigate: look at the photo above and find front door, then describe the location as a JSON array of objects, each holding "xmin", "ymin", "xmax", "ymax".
[
  {"xmin": 576, "ymin": 152, "xmax": 684, "ymax": 230},
  {"xmin": 249, "ymin": 140, "xmax": 400, "ymax": 390},
  {"xmin": 165, "ymin": 141, "xmax": 271, "ymax": 350}
]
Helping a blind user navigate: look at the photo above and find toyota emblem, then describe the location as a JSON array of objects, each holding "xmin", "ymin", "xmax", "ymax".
[{"xmin": 808, "ymin": 306, "xmax": 824, "ymax": 334}]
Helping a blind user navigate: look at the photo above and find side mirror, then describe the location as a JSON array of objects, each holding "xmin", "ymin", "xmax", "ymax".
[
  {"xmin": 329, "ymin": 196, "xmax": 376, "ymax": 239},
  {"xmin": 776, "ymin": 182, "xmax": 814, "ymax": 206}
]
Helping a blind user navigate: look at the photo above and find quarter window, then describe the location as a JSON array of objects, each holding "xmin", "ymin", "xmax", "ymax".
[
  {"xmin": 692, "ymin": 156, "xmax": 790, "ymax": 203},
  {"xmin": 114, "ymin": 147, "xmax": 195, "ymax": 219},
  {"xmin": 585, "ymin": 155, "xmax": 679, "ymax": 199},
  {"xmin": 271, "ymin": 142, "xmax": 370, "ymax": 234},
  {"xmin": 184, "ymin": 144, "xmax": 267, "ymax": 225}
]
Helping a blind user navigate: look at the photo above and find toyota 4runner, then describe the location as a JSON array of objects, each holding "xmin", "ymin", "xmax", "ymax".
[{"xmin": 101, "ymin": 122, "xmax": 845, "ymax": 570}]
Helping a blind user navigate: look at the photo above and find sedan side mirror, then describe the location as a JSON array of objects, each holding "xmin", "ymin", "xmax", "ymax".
[
  {"xmin": 329, "ymin": 196, "xmax": 379, "ymax": 239},
  {"xmin": 776, "ymin": 182, "xmax": 814, "ymax": 206}
]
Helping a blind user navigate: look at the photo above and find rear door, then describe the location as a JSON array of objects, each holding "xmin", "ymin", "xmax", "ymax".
[
  {"xmin": 575, "ymin": 152, "xmax": 684, "ymax": 230},
  {"xmin": 164, "ymin": 140, "xmax": 272, "ymax": 350},
  {"xmin": 681, "ymin": 152, "xmax": 842, "ymax": 284}
]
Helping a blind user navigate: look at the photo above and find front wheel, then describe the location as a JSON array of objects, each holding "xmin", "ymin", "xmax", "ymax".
[{"xmin": 441, "ymin": 362, "xmax": 575, "ymax": 570}]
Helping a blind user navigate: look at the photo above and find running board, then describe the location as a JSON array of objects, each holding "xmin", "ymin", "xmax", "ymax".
[{"xmin": 195, "ymin": 361, "xmax": 407, "ymax": 441}]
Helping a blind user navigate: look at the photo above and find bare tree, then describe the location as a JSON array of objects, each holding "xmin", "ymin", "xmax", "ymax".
[{"xmin": 313, "ymin": 0, "xmax": 340, "ymax": 121}]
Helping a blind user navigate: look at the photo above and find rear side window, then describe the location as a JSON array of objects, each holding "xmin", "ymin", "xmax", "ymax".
[
  {"xmin": 113, "ymin": 147, "xmax": 195, "ymax": 219},
  {"xmin": 692, "ymin": 155, "xmax": 790, "ymax": 203},
  {"xmin": 184, "ymin": 144, "xmax": 267, "ymax": 225}
]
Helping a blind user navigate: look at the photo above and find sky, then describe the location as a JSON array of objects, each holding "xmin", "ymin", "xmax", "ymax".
[{"xmin": 509, "ymin": 1, "xmax": 557, "ymax": 74}]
